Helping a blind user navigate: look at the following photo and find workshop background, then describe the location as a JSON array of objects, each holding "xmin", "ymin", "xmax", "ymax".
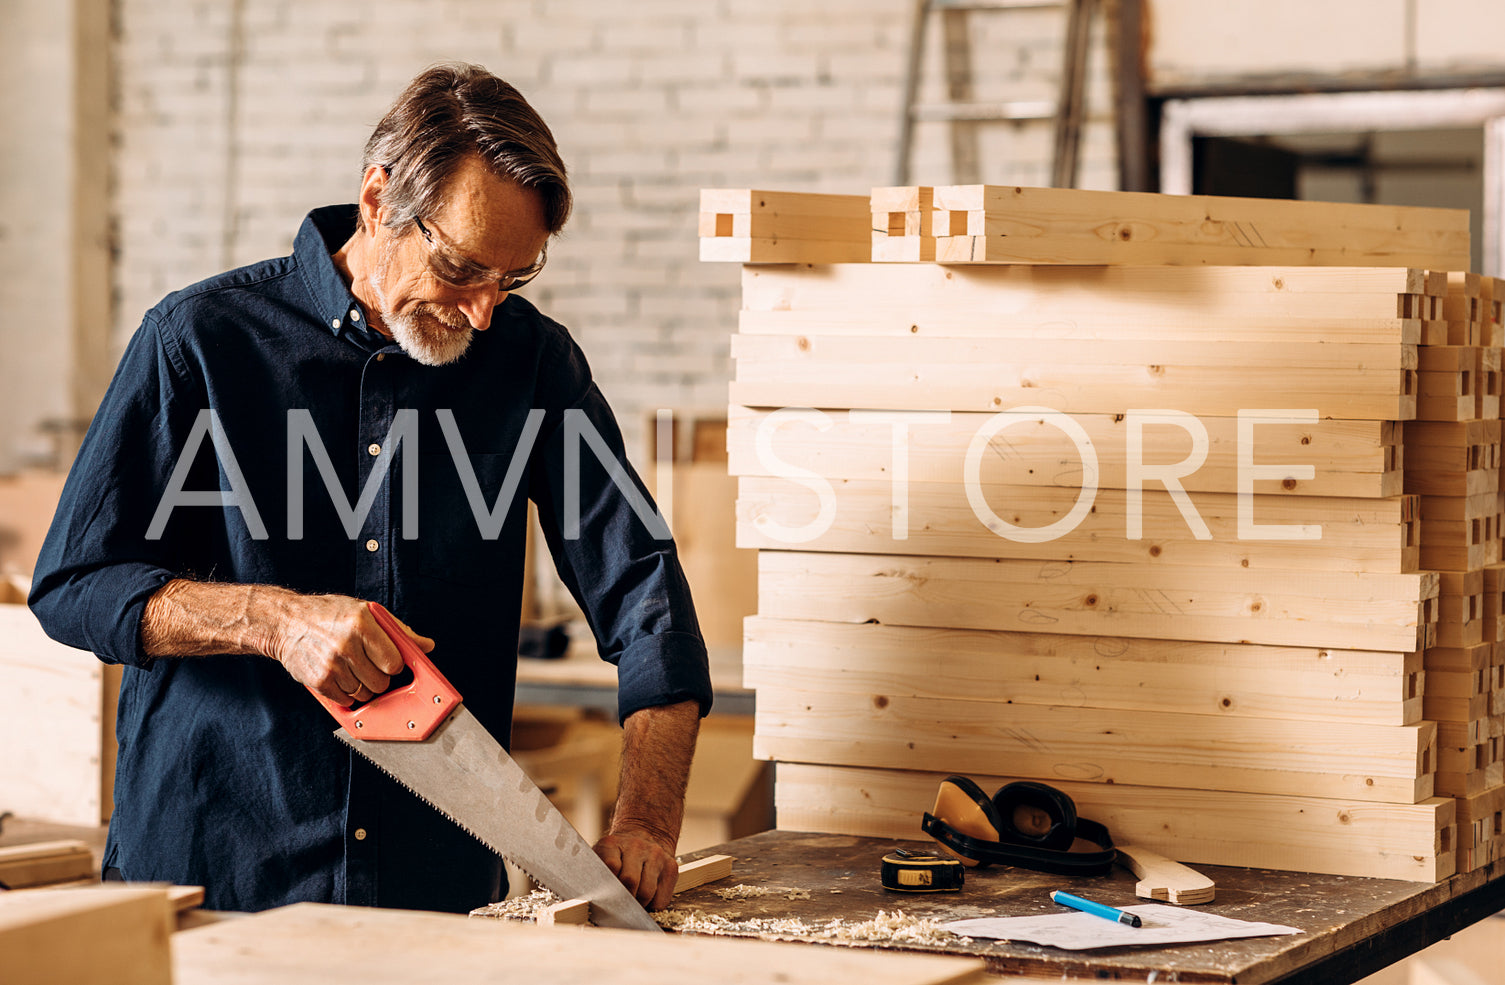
[
  {"xmin": 7, "ymin": 3, "xmax": 1505, "ymax": 981},
  {"xmin": 4, "ymin": 0, "xmax": 1502, "ymax": 478}
]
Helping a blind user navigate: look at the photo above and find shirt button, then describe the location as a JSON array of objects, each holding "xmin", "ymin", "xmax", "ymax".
[
  {"xmin": 330, "ymin": 317, "xmax": 340, "ymax": 328},
  {"xmin": 367, "ymin": 443, "xmax": 381, "ymax": 457},
  {"xmin": 365, "ymin": 539, "xmax": 380, "ymax": 553},
  {"xmin": 376, "ymin": 354, "xmax": 385, "ymax": 362},
  {"xmin": 354, "ymin": 828, "xmax": 367, "ymax": 841},
  {"xmin": 351, "ymin": 309, "xmax": 362, "ymax": 322}
]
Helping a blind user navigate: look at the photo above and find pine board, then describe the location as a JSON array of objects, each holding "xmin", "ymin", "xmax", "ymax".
[
  {"xmin": 739, "ymin": 263, "xmax": 1435, "ymax": 342},
  {"xmin": 727, "ymin": 406, "xmax": 1402, "ymax": 498},
  {"xmin": 756, "ymin": 552, "xmax": 1439, "ymax": 652},
  {"xmin": 742, "ymin": 616, "xmax": 1422, "ymax": 726},
  {"xmin": 753, "ymin": 686, "xmax": 1434, "ymax": 803},
  {"xmin": 731, "ymin": 333, "xmax": 1417, "ymax": 420},
  {"xmin": 774, "ymin": 763, "xmax": 1456, "ymax": 883},
  {"xmin": 737, "ymin": 477, "xmax": 1419, "ymax": 573},
  {"xmin": 0, "ymin": 886, "xmax": 173, "ymax": 985},
  {"xmin": 172, "ymin": 902, "xmax": 990, "ymax": 985},
  {"xmin": 926, "ymin": 184, "xmax": 1468, "ymax": 269}
]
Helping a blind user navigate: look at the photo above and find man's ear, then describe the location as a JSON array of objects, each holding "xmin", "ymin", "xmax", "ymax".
[{"xmin": 357, "ymin": 166, "xmax": 388, "ymax": 232}]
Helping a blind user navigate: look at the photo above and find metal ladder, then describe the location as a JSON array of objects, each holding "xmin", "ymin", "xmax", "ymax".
[{"xmin": 894, "ymin": 0, "xmax": 1099, "ymax": 187}]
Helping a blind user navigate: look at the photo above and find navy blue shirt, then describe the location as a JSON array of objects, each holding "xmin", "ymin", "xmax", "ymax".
[{"xmin": 29, "ymin": 205, "xmax": 711, "ymax": 913}]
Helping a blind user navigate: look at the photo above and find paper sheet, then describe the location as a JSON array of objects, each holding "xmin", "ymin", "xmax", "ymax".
[{"xmin": 942, "ymin": 904, "xmax": 1303, "ymax": 951}]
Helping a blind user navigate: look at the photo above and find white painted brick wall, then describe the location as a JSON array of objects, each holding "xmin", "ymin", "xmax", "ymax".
[{"xmin": 111, "ymin": 0, "xmax": 1118, "ymax": 461}]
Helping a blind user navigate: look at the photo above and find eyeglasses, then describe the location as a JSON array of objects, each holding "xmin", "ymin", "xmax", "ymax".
[{"xmin": 412, "ymin": 214, "xmax": 546, "ymax": 293}]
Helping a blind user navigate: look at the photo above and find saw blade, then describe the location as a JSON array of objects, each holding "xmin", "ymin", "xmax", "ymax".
[{"xmin": 336, "ymin": 704, "xmax": 661, "ymax": 931}]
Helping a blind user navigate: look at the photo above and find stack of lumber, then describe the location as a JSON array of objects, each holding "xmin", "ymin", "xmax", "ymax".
[{"xmin": 699, "ymin": 183, "xmax": 1505, "ymax": 883}]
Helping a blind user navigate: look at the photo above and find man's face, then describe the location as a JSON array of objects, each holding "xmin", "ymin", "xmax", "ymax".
[{"xmin": 368, "ymin": 155, "xmax": 551, "ymax": 366}]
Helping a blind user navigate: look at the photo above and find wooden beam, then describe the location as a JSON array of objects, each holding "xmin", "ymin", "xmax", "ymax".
[
  {"xmin": 731, "ymin": 333, "xmax": 1417, "ymax": 420},
  {"xmin": 738, "ymin": 262, "xmax": 1440, "ymax": 339},
  {"xmin": 753, "ymin": 686, "xmax": 1434, "ymax": 803},
  {"xmin": 927, "ymin": 184, "xmax": 1469, "ymax": 269},
  {"xmin": 699, "ymin": 190, "xmax": 871, "ymax": 264},
  {"xmin": 871, "ymin": 186, "xmax": 935, "ymax": 262},
  {"xmin": 743, "ymin": 616, "xmax": 1423, "ymax": 727},
  {"xmin": 756, "ymin": 551, "xmax": 1439, "ymax": 652},
  {"xmin": 774, "ymin": 763, "xmax": 1455, "ymax": 883},
  {"xmin": 728, "ymin": 405, "xmax": 1402, "ymax": 499},
  {"xmin": 737, "ymin": 477, "xmax": 1420, "ymax": 573}
]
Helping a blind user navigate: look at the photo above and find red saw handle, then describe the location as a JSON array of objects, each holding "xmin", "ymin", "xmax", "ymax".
[{"xmin": 308, "ymin": 602, "xmax": 462, "ymax": 740}]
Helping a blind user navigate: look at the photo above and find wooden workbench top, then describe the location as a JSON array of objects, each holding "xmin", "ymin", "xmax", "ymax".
[{"xmin": 666, "ymin": 830, "xmax": 1505, "ymax": 984}]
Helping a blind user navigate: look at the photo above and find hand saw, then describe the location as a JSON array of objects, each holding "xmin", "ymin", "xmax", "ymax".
[{"xmin": 308, "ymin": 602, "xmax": 661, "ymax": 931}]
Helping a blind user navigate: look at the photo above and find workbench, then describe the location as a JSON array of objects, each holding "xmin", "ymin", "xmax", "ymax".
[{"xmin": 667, "ymin": 830, "xmax": 1505, "ymax": 984}]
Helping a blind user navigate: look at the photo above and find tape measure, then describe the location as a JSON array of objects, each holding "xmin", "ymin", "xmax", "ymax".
[{"xmin": 880, "ymin": 849, "xmax": 964, "ymax": 892}]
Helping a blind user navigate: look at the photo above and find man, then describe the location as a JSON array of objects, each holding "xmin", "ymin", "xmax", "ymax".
[{"xmin": 28, "ymin": 63, "xmax": 711, "ymax": 914}]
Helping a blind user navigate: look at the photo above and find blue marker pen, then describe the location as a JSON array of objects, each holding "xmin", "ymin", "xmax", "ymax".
[{"xmin": 1051, "ymin": 890, "xmax": 1143, "ymax": 927}]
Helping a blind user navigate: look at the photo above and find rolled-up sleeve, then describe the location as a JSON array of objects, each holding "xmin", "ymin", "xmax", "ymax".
[
  {"xmin": 530, "ymin": 366, "xmax": 713, "ymax": 724},
  {"xmin": 29, "ymin": 312, "xmax": 200, "ymax": 667}
]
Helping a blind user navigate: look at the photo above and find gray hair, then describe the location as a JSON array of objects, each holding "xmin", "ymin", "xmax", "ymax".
[{"xmin": 360, "ymin": 63, "xmax": 571, "ymax": 235}]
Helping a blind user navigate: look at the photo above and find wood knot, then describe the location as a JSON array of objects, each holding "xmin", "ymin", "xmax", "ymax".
[
  {"xmin": 1148, "ymin": 545, "xmax": 1162, "ymax": 557},
  {"xmin": 796, "ymin": 337, "xmax": 810, "ymax": 351},
  {"xmin": 1282, "ymin": 478, "xmax": 1298, "ymax": 490},
  {"xmin": 872, "ymin": 695, "xmax": 890, "ymax": 710}
]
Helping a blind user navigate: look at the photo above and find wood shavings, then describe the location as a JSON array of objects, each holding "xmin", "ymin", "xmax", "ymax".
[
  {"xmin": 713, "ymin": 884, "xmax": 812, "ymax": 901},
  {"xmin": 653, "ymin": 907, "xmax": 969, "ymax": 947},
  {"xmin": 469, "ymin": 889, "xmax": 562, "ymax": 921}
]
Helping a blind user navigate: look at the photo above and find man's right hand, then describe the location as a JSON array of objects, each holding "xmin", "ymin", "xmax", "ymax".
[
  {"xmin": 141, "ymin": 580, "xmax": 435, "ymax": 707},
  {"xmin": 268, "ymin": 594, "xmax": 434, "ymax": 706}
]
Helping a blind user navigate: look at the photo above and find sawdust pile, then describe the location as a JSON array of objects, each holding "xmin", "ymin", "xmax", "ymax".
[
  {"xmin": 470, "ymin": 889, "xmax": 562, "ymax": 921},
  {"xmin": 653, "ymin": 907, "xmax": 968, "ymax": 947},
  {"xmin": 713, "ymin": 884, "xmax": 812, "ymax": 901}
]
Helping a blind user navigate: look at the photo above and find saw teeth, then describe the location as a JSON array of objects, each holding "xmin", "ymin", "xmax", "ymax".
[{"xmin": 341, "ymin": 734, "xmax": 574, "ymax": 907}]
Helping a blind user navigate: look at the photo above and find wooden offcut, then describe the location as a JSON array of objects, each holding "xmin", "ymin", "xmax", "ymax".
[
  {"xmin": 0, "ymin": 840, "xmax": 94, "ymax": 889},
  {"xmin": 673, "ymin": 854, "xmax": 734, "ymax": 894}
]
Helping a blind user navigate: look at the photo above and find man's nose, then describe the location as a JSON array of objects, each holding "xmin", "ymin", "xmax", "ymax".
[{"xmin": 457, "ymin": 285, "xmax": 504, "ymax": 330}]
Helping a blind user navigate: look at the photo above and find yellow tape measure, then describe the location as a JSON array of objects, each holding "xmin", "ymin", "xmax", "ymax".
[{"xmin": 881, "ymin": 849, "xmax": 965, "ymax": 892}]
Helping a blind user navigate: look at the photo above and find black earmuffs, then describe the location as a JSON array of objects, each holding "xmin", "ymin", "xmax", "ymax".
[{"xmin": 921, "ymin": 776, "xmax": 1117, "ymax": 876}]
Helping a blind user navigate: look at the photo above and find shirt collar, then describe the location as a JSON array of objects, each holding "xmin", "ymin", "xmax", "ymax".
[{"xmin": 296, "ymin": 205, "xmax": 385, "ymax": 345}]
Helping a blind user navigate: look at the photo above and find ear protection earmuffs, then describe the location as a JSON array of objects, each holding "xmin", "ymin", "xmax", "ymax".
[{"xmin": 921, "ymin": 776, "xmax": 1116, "ymax": 876}]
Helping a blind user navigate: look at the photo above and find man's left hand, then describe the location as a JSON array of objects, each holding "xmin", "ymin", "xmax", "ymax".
[{"xmin": 594, "ymin": 824, "xmax": 679, "ymax": 910}]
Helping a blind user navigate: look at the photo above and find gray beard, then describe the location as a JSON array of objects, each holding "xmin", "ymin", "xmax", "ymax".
[{"xmin": 370, "ymin": 246, "xmax": 475, "ymax": 367}]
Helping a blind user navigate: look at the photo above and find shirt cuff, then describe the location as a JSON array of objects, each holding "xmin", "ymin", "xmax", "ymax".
[{"xmin": 613, "ymin": 630, "xmax": 713, "ymax": 724}]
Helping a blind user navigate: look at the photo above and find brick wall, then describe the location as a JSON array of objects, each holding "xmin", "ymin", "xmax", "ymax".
[{"xmin": 112, "ymin": 0, "xmax": 1118, "ymax": 460}]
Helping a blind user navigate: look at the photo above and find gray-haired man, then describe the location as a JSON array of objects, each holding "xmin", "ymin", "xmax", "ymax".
[{"xmin": 30, "ymin": 63, "xmax": 711, "ymax": 914}]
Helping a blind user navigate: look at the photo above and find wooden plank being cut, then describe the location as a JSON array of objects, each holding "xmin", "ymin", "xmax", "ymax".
[
  {"xmin": 739, "ymin": 263, "xmax": 1434, "ymax": 344},
  {"xmin": 774, "ymin": 763, "xmax": 1456, "ymax": 883},
  {"xmin": 753, "ymin": 686, "xmax": 1435, "ymax": 803},
  {"xmin": 756, "ymin": 552, "xmax": 1439, "ymax": 652},
  {"xmin": 742, "ymin": 616, "xmax": 1423, "ymax": 727},
  {"xmin": 0, "ymin": 886, "xmax": 173, "ymax": 985},
  {"xmin": 730, "ymin": 333, "xmax": 1418, "ymax": 420},
  {"xmin": 737, "ymin": 476, "xmax": 1419, "ymax": 573},
  {"xmin": 699, "ymin": 189, "xmax": 870, "ymax": 264},
  {"xmin": 928, "ymin": 184, "xmax": 1470, "ymax": 269},
  {"xmin": 727, "ymin": 406, "xmax": 1403, "ymax": 499},
  {"xmin": 171, "ymin": 902, "xmax": 992, "ymax": 985}
]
